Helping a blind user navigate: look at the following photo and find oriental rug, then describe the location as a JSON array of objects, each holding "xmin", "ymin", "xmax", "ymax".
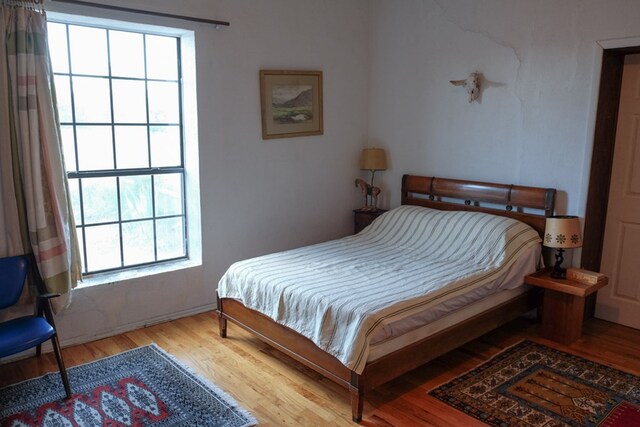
[
  {"xmin": 429, "ymin": 340, "xmax": 640, "ymax": 427},
  {"xmin": 0, "ymin": 344, "xmax": 257, "ymax": 427}
]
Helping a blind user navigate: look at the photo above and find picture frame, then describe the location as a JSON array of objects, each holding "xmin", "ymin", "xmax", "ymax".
[{"xmin": 260, "ymin": 70, "xmax": 323, "ymax": 139}]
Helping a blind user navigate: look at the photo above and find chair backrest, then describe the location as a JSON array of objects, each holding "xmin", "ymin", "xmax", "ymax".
[{"xmin": 0, "ymin": 255, "xmax": 29, "ymax": 309}]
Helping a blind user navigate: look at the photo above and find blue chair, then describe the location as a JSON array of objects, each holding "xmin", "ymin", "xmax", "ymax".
[{"xmin": 0, "ymin": 255, "xmax": 71, "ymax": 398}]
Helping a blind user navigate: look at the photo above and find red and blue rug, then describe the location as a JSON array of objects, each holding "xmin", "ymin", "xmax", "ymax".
[
  {"xmin": 430, "ymin": 340, "xmax": 640, "ymax": 427},
  {"xmin": 0, "ymin": 344, "xmax": 257, "ymax": 426}
]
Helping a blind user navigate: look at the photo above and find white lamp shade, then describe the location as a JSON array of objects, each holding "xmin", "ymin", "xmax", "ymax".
[
  {"xmin": 543, "ymin": 216, "xmax": 582, "ymax": 249},
  {"xmin": 360, "ymin": 148, "xmax": 387, "ymax": 171}
]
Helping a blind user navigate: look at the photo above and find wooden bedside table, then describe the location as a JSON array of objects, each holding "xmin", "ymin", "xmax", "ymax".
[
  {"xmin": 524, "ymin": 269, "xmax": 608, "ymax": 344},
  {"xmin": 353, "ymin": 209, "xmax": 387, "ymax": 234}
]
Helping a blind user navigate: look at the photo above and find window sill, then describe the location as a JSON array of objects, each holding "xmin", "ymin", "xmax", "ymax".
[{"xmin": 77, "ymin": 258, "xmax": 201, "ymax": 288}]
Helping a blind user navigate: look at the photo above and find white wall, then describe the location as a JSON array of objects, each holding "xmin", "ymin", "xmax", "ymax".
[
  {"xmin": 39, "ymin": 0, "xmax": 370, "ymax": 346},
  {"xmin": 368, "ymin": 0, "xmax": 640, "ymax": 218}
]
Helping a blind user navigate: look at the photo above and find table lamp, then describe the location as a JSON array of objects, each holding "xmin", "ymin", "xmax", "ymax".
[
  {"xmin": 543, "ymin": 216, "xmax": 582, "ymax": 279},
  {"xmin": 360, "ymin": 148, "xmax": 387, "ymax": 210}
]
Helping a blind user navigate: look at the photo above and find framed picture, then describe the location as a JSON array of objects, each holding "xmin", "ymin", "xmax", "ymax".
[{"xmin": 260, "ymin": 70, "xmax": 323, "ymax": 139}]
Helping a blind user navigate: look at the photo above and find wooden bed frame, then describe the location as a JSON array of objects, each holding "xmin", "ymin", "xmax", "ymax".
[{"xmin": 216, "ymin": 174, "xmax": 556, "ymax": 422}]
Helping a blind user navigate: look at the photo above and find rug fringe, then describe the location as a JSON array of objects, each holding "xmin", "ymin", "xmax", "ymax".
[{"xmin": 148, "ymin": 343, "xmax": 259, "ymax": 427}]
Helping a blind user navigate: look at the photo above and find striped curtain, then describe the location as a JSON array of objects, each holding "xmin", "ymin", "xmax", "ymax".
[{"xmin": 0, "ymin": 1, "xmax": 81, "ymax": 309}]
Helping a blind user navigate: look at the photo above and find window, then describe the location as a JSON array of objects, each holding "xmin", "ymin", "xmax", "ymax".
[{"xmin": 48, "ymin": 20, "xmax": 189, "ymax": 275}]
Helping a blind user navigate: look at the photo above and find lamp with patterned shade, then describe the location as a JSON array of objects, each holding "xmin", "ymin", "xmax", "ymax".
[{"xmin": 543, "ymin": 216, "xmax": 582, "ymax": 279}]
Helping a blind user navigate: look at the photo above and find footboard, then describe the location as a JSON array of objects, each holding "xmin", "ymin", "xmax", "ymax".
[
  {"xmin": 217, "ymin": 295, "xmax": 352, "ymax": 386},
  {"xmin": 216, "ymin": 289, "xmax": 541, "ymax": 422},
  {"xmin": 216, "ymin": 295, "xmax": 366, "ymax": 421}
]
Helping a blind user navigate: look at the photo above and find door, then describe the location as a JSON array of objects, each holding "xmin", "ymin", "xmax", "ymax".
[{"xmin": 595, "ymin": 54, "xmax": 640, "ymax": 329}]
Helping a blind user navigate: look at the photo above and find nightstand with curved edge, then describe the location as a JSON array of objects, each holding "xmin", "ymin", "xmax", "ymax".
[
  {"xmin": 353, "ymin": 209, "xmax": 387, "ymax": 234},
  {"xmin": 524, "ymin": 269, "xmax": 608, "ymax": 344}
]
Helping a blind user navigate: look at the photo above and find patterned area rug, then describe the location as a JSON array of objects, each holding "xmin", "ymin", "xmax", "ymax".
[
  {"xmin": 429, "ymin": 340, "xmax": 640, "ymax": 427},
  {"xmin": 0, "ymin": 344, "xmax": 257, "ymax": 426}
]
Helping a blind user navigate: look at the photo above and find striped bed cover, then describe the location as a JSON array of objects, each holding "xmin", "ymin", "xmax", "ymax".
[{"xmin": 218, "ymin": 205, "xmax": 541, "ymax": 374}]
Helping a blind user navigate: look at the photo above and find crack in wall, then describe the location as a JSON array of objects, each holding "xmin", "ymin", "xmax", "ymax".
[
  {"xmin": 431, "ymin": 0, "xmax": 524, "ymax": 104},
  {"xmin": 431, "ymin": 0, "xmax": 526, "ymax": 179}
]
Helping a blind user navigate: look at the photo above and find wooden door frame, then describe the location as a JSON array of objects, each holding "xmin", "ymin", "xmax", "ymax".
[{"xmin": 582, "ymin": 45, "xmax": 640, "ymax": 315}]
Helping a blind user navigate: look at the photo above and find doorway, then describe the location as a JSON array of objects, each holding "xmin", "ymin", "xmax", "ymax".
[
  {"xmin": 593, "ymin": 54, "xmax": 640, "ymax": 328},
  {"xmin": 583, "ymin": 46, "xmax": 640, "ymax": 327}
]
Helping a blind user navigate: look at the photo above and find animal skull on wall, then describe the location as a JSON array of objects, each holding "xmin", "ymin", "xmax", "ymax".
[{"xmin": 450, "ymin": 72, "xmax": 480, "ymax": 103}]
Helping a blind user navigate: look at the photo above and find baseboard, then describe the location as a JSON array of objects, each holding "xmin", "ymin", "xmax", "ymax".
[{"xmin": 1, "ymin": 303, "xmax": 216, "ymax": 364}]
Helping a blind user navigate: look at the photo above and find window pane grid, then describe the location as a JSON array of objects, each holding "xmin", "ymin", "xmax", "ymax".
[
  {"xmin": 69, "ymin": 175, "xmax": 187, "ymax": 273},
  {"xmin": 51, "ymin": 20, "xmax": 187, "ymax": 275}
]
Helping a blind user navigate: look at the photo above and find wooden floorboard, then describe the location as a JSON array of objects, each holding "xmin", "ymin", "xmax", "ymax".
[{"xmin": 1, "ymin": 313, "xmax": 639, "ymax": 426}]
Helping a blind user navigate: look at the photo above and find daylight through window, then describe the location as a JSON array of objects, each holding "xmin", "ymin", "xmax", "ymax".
[{"xmin": 48, "ymin": 21, "xmax": 187, "ymax": 274}]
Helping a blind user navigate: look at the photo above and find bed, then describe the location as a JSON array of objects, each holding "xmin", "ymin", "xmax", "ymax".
[{"xmin": 216, "ymin": 174, "xmax": 556, "ymax": 422}]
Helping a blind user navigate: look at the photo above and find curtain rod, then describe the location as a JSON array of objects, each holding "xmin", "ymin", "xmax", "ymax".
[{"xmin": 50, "ymin": 0, "xmax": 230, "ymax": 27}]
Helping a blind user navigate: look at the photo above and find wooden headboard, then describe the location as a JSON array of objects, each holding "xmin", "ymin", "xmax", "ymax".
[{"xmin": 401, "ymin": 175, "xmax": 556, "ymax": 237}]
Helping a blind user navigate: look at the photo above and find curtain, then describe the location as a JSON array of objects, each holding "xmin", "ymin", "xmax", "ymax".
[{"xmin": 0, "ymin": 0, "xmax": 81, "ymax": 309}]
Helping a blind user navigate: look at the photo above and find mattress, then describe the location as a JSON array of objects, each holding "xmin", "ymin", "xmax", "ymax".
[
  {"xmin": 367, "ymin": 285, "xmax": 531, "ymax": 361},
  {"xmin": 218, "ymin": 205, "xmax": 542, "ymax": 374}
]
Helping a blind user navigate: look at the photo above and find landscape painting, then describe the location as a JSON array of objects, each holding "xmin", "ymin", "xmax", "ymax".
[
  {"xmin": 271, "ymin": 85, "xmax": 313, "ymax": 124},
  {"xmin": 260, "ymin": 70, "xmax": 323, "ymax": 139}
]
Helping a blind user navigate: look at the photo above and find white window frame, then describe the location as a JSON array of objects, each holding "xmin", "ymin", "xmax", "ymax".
[{"xmin": 47, "ymin": 11, "xmax": 202, "ymax": 286}]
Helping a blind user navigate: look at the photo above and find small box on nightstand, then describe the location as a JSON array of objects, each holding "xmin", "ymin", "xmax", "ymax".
[{"xmin": 566, "ymin": 268, "xmax": 606, "ymax": 285}]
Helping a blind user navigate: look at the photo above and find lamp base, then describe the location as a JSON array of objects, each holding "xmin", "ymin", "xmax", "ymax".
[
  {"xmin": 550, "ymin": 248, "xmax": 567, "ymax": 279},
  {"xmin": 550, "ymin": 266, "xmax": 567, "ymax": 279}
]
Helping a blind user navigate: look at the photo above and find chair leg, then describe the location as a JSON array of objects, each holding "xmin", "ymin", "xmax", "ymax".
[
  {"xmin": 50, "ymin": 334, "xmax": 72, "ymax": 399},
  {"xmin": 36, "ymin": 344, "xmax": 42, "ymax": 356}
]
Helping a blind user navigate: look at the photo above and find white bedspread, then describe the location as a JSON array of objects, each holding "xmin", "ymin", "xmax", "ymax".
[{"xmin": 217, "ymin": 205, "xmax": 541, "ymax": 374}]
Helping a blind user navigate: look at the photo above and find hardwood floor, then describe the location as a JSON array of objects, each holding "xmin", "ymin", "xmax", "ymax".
[{"xmin": 1, "ymin": 312, "xmax": 639, "ymax": 426}]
